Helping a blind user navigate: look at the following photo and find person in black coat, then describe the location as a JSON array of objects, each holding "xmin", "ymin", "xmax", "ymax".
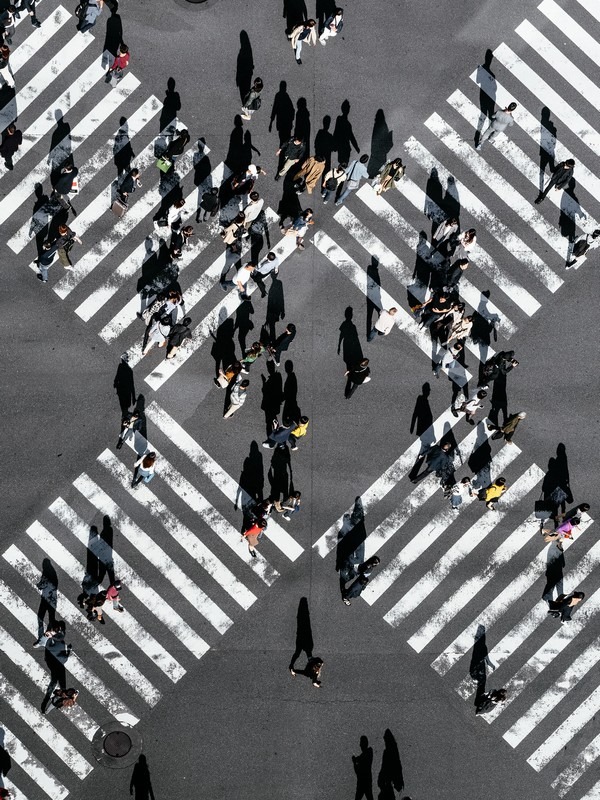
[
  {"xmin": 0, "ymin": 122, "xmax": 21, "ymax": 169},
  {"xmin": 536, "ymin": 159, "xmax": 575, "ymax": 203},
  {"xmin": 268, "ymin": 323, "xmax": 296, "ymax": 366},
  {"xmin": 52, "ymin": 162, "xmax": 78, "ymax": 210}
]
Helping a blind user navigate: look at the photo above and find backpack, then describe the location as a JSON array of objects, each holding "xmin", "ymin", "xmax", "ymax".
[
  {"xmin": 572, "ymin": 238, "xmax": 590, "ymax": 258},
  {"xmin": 325, "ymin": 176, "xmax": 338, "ymax": 191},
  {"xmin": 75, "ymin": 1, "xmax": 89, "ymax": 19}
]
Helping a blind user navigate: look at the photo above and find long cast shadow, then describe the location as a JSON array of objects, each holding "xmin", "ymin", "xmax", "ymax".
[
  {"xmin": 377, "ymin": 728, "xmax": 404, "ymax": 800},
  {"xmin": 289, "ymin": 596, "xmax": 314, "ymax": 670},
  {"xmin": 353, "ymin": 735, "xmax": 374, "ymax": 800},
  {"xmin": 130, "ymin": 754, "xmax": 155, "ymax": 800}
]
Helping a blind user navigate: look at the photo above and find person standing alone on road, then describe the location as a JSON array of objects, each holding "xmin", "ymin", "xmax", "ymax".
[
  {"xmin": 476, "ymin": 102, "xmax": 517, "ymax": 150},
  {"xmin": 367, "ymin": 306, "xmax": 397, "ymax": 342},
  {"xmin": 535, "ymin": 159, "xmax": 575, "ymax": 204},
  {"xmin": 241, "ymin": 77, "xmax": 263, "ymax": 121},
  {"xmin": 0, "ymin": 122, "xmax": 21, "ymax": 170},
  {"xmin": 344, "ymin": 358, "xmax": 371, "ymax": 399},
  {"xmin": 290, "ymin": 19, "xmax": 316, "ymax": 65}
]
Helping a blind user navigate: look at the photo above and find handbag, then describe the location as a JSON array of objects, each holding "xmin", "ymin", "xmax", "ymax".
[
  {"xmin": 491, "ymin": 430, "xmax": 503, "ymax": 440},
  {"xmin": 156, "ymin": 156, "xmax": 172, "ymax": 173}
]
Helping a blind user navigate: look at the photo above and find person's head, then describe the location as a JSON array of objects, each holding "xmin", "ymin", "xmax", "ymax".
[
  {"xmin": 464, "ymin": 228, "xmax": 476, "ymax": 242},
  {"xmin": 286, "ymin": 323, "xmax": 296, "ymax": 335},
  {"xmin": 306, "ymin": 18, "xmax": 316, "ymax": 27},
  {"xmin": 7, "ymin": 5, "xmax": 16, "ymax": 12},
  {"xmin": 62, "ymin": 161, "xmax": 74, "ymax": 172},
  {"xmin": 359, "ymin": 154, "xmax": 369, "ymax": 164},
  {"xmin": 42, "ymin": 239, "xmax": 53, "ymax": 251},
  {"xmin": 256, "ymin": 517, "xmax": 267, "ymax": 529},
  {"xmin": 253, "ymin": 77, "xmax": 263, "ymax": 91},
  {"xmin": 292, "ymin": 491, "xmax": 302, "ymax": 499},
  {"xmin": 476, "ymin": 390, "xmax": 488, "ymax": 400},
  {"xmin": 565, "ymin": 158, "xmax": 575, "ymax": 168},
  {"xmin": 392, "ymin": 158, "xmax": 403, "ymax": 168},
  {"xmin": 247, "ymin": 164, "xmax": 258, "ymax": 176},
  {"xmin": 177, "ymin": 128, "xmax": 190, "ymax": 140},
  {"xmin": 293, "ymin": 136, "xmax": 303, "ymax": 145},
  {"xmin": 209, "ymin": 186, "xmax": 218, "ymax": 196},
  {"xmin": 495, "ymin": 477, "xmax": 506, "ymax": 486},
  {"xmin": 335, "ymin": 7, "xmax": 343, "ymax": 14},
  {"xmin": 130, "ymin": 168, "xmax": 140, "ymax": 178},
  {"xmin": 244, "ymin": 263, "xmax": 254, "ymax": 271},
  {"xmin": 302, "ymin": 208, "xmax": 313, "ymax": 219},
  {"xmin": 182, "ymin": 225, "xmax": 194, "ymax": 236},
  {"xmin": 159, "ymin": 314, "xmax": 172, "ymax": 326},
  {"xmin": 235, "ymin": 211, "xmax": 246, "ymax": 223},
  {"xmin": 239, "ymin": 379, "xmax": 250, "ymax": 390},
  {"xmin": 454, "ymin": 342, "xmax": 463, "ymax": 353},
  {"xmin": 0, "ymin": 46, "xmax": 10, "ymax": 59},
  {"xmin": 168, "ymin": 290, "xmax": 181, "ymax": 301},
  {"xmin": 461, "ymin": 477, "xmax": 471, "ymax": 485},
  {"xmin": 578, "ymin": 503, "xmax": 591, "ymax": 513},
  {"xmin": 571, "ymin": 516, "xmax": 581, "ymax": 526},
  {"xmin": 572, "ymin": 591, "xmax": 585, "ymax": 601},
  {"xmin": 447, "ymin": 217, "xmax": 459, "ymax": 226},
  {"xmin": 441, "ymin": 442, "xmax": 452, "ymax": 452},
  {"xmin": 298, "ymin": 415, "xmax": 309, "ymax": 425},
  {"xmin": 494, "ymin": 689, "xmax": 508, "ymax": 702},
  {"xmin": 457, "ymin": 258, "xmax": 470, "ymax": 270},
  {"xmin": 266, "ymin": 251, "xmax": 277, "ymax": 262},
  {"xmin": 249, "ymin": 191, "xmax": 260, "ymax": 202},
  {"xmin": 119, "ymin": 43, "xmax": 129, "ymax": 55},
  {"xmin": 592, "ymin": 229, "xmax": 600, "ymax": 240},
  {"xmin": 6, "ymin": 123, "xmax": 16, "ymax": 135},
  {"xmin": 507, "ymin": 102, "xmax": 517, "ymax": 112},
  {"xmin": 463, "ymin": 314, "xmax": 473, "ymax": 322},
  {"xmin": 315, "ymin": 155, "xmax": 326, "ymax": 163},
  {"xmin": 58, "ymin": 224, "xmax": 69, "ymax": 235},
  {"xmin": 517, "ymin": 411, "xmax": 527, "ymax": 419},
  {"xmin": 182, "ymin": 317, "xmax": 192, "ymax": 326},
  {"xmin": 174, "ymin": 198, "xmax": 185, "ymax": 209},
  {"xmin": 388, "ymin": 307, "xmax": 398, "ymax": 316}
]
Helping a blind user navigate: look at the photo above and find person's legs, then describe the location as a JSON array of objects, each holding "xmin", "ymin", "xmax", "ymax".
[
  {"xmin": 38, "ymin": 262, "xmax": 49, "ymax": 282},
  {"xmin": 251, "ymin": 271, "xmax": 267, "ymax": 297},
  {"xmin": 278, "ymin": 158, "xmax": 296, "ymax": 177},
  {"xmin": 451, "ymin": 495, "xmax": 462, "ymax": 509},
  {"xmin": 335, "ymin": 186, "xmax": 352, "ymax": 206},
  {"xmin": 166, "ymin": 344, "xmax": 179, "ymax": 360},
  {"xmin": 223, "ymin": 402, "xmax": 240, "ymax": 418},
  {"xmin": 344, "ymin": 379, "xmax": 357, "ymax": 399},
  {"xmin": 294, "ymin": 40, "xmax": 302, "ymax": 61},
  {"xmin": 367, "ymin": 327, "xmax": 378, "ymax": 342}
]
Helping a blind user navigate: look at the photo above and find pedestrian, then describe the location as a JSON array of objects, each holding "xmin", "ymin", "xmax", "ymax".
[
  {"xmin": 444, "ymin": 314, "xmax": 473, "ymax": 348},
  {"xmin": 163, "ymin": 289, "xmax": 186, "ymax": 324},
  {"xmin": 535, "ymin": 159, "xmax": 575, "ymax": 204},
  {"xmin": 16, "ymin": 0, "xmax": 42, "ymax": 27},
  {"xmin": 77, "ymin": 0, "xmax": 103, "ymax": 33},
  {"xmin": 342, "ymin": 574, "xmax": 369, "ymax": 605},
  {"xmin": 372, "ymin": 157, "xmax": 405, "ymax": 195},
  {"xmin": 33, "ymin": 620, "xmax": 66, "ymax": 648},
  {"xmin": 132, "ymin": 451, "xmax": 156, "ymax": 488},
  {"xmin": 547, "ymin": 590, "xmax": 585, "ymax": 623},
  {"xmin": 234, "ymin": 262, "xmax": 255, "ymax": 299},
  {"xmin": 475, "ymin": 102, "xmax": 517, "ymax": 150},
  {"xmin": 274, "ymin": 136, "xmax": 305, "ymax": 180},
  {"xmin": 116, "ymin": 409, "xmax": 141, "ymax": 450},
  {"xmin": 262, "ymin": 418, "xmax": 295, "ymax": 449},
  {"xmin": 0, "ymin": 122, "xmax": 21, "ymax": 170},
  {"xmin": 367, "ymin": 306, "xmax": 397, "ymax": 342},
  {"xmin": 0, "ymin": 45, "xmax": 13, "ymax": 89},
  {"xmin": 564, "ymin": 502, "xmax": 590, "ymax": 522},
  {"xmin": 51, "ymin": 161, "xmax": 78, "ymax": 212},
  {"xmin": 106, "ymin": 581, "xmax": 124, "ymax": 612},
  {"xmin": 141, "ymin": 314, "xmax": 171, "ymax": 357},
  {"xmin": 105, "ymin": 43, "xmax": 129, "ymax": 84},
  {"xmin": 118, "ymin": 167, "xmax": 142, "ymax": 204},
  {"xmin": 411, "ymin": 441, "xmax": 454, "ymax": 487},
  {"xmin": 36, "ymin": 239, "xmax": 58, "ymax": 283},
  {"xmin": 163, "ymin": 128, "xmax": 190, "ymax": 165},
  {"xmin": 220, "ymin": 211, "xmax": 245, "ymax": 254},
  {"xmin": 241, "ymin": 341, "xmax": 266, "ymax": 373},
  {"xmin": 232, "ymin": 163, "xmax": 266, "ymax": 196},
  {"xmin": 170, "ymin": 224, "xmax": 194, "ymax": 261},
  {"xmin": 432, "ymin": 341, "xmax": 463, "ymax": 378},
  {"xmin": 214, "ymin": 360, "xmax": 242, "ymax": 388},
  {"xmin": 241, "ymin": 77, "xmax": 263, "ymax": 121},
  {"xmin": 443, "ymin": 258, "xmax": 470, "ymax": 294},
  {"xmin": 321, "ymin": 162, "xmax": 346, "ymax": 203},
  {"xmin": 0, "ymin": 6, "xmax": 16, "ymax": 44},
  {"xmin": 251, "ymin": 251, "xmax": 280, "ymax": 297},
  {"xmin": 241, "ymin": 517, "xmax": 266, "ymax": 557},
  {"xmin": 451, "ymin": 228, "xmax": 477, "ymax": 261},
  {"xmin": 344, "ymin": 358, "xmax": 371, "ymax": 399},
  {"xmin": 481, "ymin": 350, "xmax": 519, "ymax": 383},
  {"xmin": 51, "ymin": 688, "xmax": 79, "ymax": 710},
  {"xmin": 450, "ymin": 477, "xmax": 474, "ymax": 510},
  {"xmin": 432, "ymin": 216, "xmax": 459, "ymax": 255},
  {"xmin": 289, "ymin": 415, "xmax": 309, "ymax": 450},
  {"xmin": 475, "ymin": 688, "xmax": 507, "ymax": 715},
  {"xmin": 268, "ymin": 323, "xmax": 296, "ymax": 366},
  {"xmin": 55, "ymin": 223, "xmax": 82, "ymax": 269},
  {"xmin": 197, "ymin": 186, "xmax": 220, "ymax": 223},
  {"xmin": 223, "ymin": 377, "xmax": 250, "ymax": 419},
  {"xmin": 490, "ymin": 411, "xmax": 526, "ymax": 444},
  {"xmin": 335, "ymin": 154, "xmax": 370, "ymax": 206},
  {"xmin": 319, "ymin": 7, "xmax": 343, "ymax": 45},
  {"xmin": 543, "ymin": 516, "xmax": 581, "ymax": 549},
  {"xmin": 290, "ymin": 656, "xmax": 323, "ymax": 687},
  {"xmin": 480, "ymin": 477, "xmax": 507, "ymax": 511},
  {"xmin": 85, "ymin": 590, "xmax": 107, "ymax": 624},
  {"xmin": 565, "ymin": 228, "xmax": 600, "ymax": 269},
  {"xmin": 166, "ymin": 316, "xmax": 192, "ymax": 359},
  {"xmin": 242, "ymin": 191, "xmax": 265, "ymax": 233},
  {"xmin": 275, "ymin": 490, "xmax": 301, "ymax": 521},
  {"xmin": 281, "ymin": 208, "xmax": 314, "ymax": 249},
  {"xmin": 292, "ymin": 155, "xmax": 326, "ymax": 194},
  {"xmin": 457, "ymin": 387, "xmax": 488, "ymax": 424},
  {"xmin": 290, "ymin": 19, "xmax": 317, "ymax": 65}
]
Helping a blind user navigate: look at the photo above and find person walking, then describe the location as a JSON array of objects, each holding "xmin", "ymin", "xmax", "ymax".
[
  {"xmin": 290, "ymin": 19, "xmax": 317, "ymax": 65},
  {"xmin": 132, "ymin": 452, "xmax": 156, "ymax": 488},
  {"xmin": 232, "ymin": 163, "xmax": 266, "ymax": 195},
  {"xmin": 335, "ymin": 154, "xmax": 370, "ymax": 206},
  {"xmin": 166, "ymin": 316, "xmax": 192, "ymax": 359},
  {"xmin": 241, "ymin": 517, "xmax": 266, "ymax": 557},
  {"xmin": 241, "ymin": 341, "xmax": 266, "ymax": 373},
  {"xmin": 566, "ymin": 228, "xmax": 600, "ymax": 269},
  {"xmin": 543, "ymin": 516, "xmax": 581, "ymax": 549},
  {"xmin": 51, "ymin": 688, "xmax": 79, "ymax": 710},
  {"xmin": 411, "ymin": 441, "xmax": 454, "ymax": 487},
  {"xmin": 275, "ymin": 490, "xmax": 301, "ymax": 521},
  {"xmin": 450, "ymin": 477, "xmax": 474, "ymax": 511},
  {"xmin": 268, "ymin": 324, "xmax": 296, "ymax": 366},
  {"xmin": 77, "ymin": 0, "xmax": 103, "ymax": 33},
  {"xmin": 367, "ymin": 306, "xmax": 397, "ymax": 342},
  {"xmin": 169, "ymin": 224, "xmax": 194, "ymax": 261},
  {"xmin": 475, "ymin": 688, "xmax": 507, "ymax": 715},
  {"xmin": 117, "ymin": 167, "xmax": 142, "ymax": 204},
  {"xmin": 241, "ymin": 77, "xmax": 263, "ymax": 121},
  {"xmin": 548, "ymin": 590, "xmax": 585, "ymax": 623},
  {"xmin": 36, "ymin": 239, "xmax": 58, "ymax": 283},
  {"xmin": 292, "ymin": 155, "xmax": 326, "ymax": 194},
  {"xmin": 234, "ymin": 262, "xmax": 255, "ymax": 299},
  {"xmin": 141, "ymin": 314, "xmax": 171, "ymax": 357},
  {"xmin": 116, "ymin": 409, "xmax": 141, "ymax": 450},
  {"xmin": 197, "ymin": 186, "xmax": 220, "ymax": 222},
  {"xmin": 481, "ymin": 477, "xmax": 507, "ymax": 511},
  {"xmin": 490, "ymin": 410, "xmax": 526, "ymax": 444},
  {"xmin": 16, "ymin": 0, "xmax": 41, "ymax": 27},
  {"xmin": 475, "ymin": 102, "xmax": 517, "ymax": 150},
  {"xmin": 262, "ymin": 418, "xmax": 295, "ymax": 449},
  {"xmin": 344, "ymin": 358, "xmax": 371, "ymax": 399},
  {"xmin": 106, "ymin": 581, "xmax": 124, "ymax": 612},
  {"xmin": 106, "ymin": 43, "xmax": 129, "ymax": 84},
  {"xmin": 223, "ymin": 377, "xmax": 250, "ymax": 418},
  {"xmin": 214, "ymin": 360, "xmax": 242, "ymax": 388},
  {"xmin": 444, "ymin": 314, "xmax": 473, "ymax": 348},
  {"xmin": 289, "ymin": 416, "xmax": 310, "ymax": 450},
  {"xmin": 281, "ymin": 208, "xmax": 314, "ymax": 249},
  {"xmin": 319, "ymin": 7, "xmax": 343, "ymax": 45},
  {"xmin": 242, "ymin": 191, "xmax": 264, "ymax": 232},
  {"xmin": 51, "ymin": 161, "xmax": 78, "ymax": 213},
  {"xmin": 274, "ymin": 136, "xmax": 305, "ymax": 180},
  {"xmin": 321, "ymin": 162, "xmax": 346, "ymax": 203},
  {"xmin": 432, "ymin": 216, "xmax": 459, "ymax": 255},
  {"xmin": 290, "ymin": 656, "xmax": 323, "ymax": 687},
  {"xmin": 251, "ymin": 252, "xmax": 280, "ymax": 297},
  {"xmin": 55, "ymin": 223, "xmax": 82, "ymax": 269},
  {"xmin": 372, "ymin": 157, "xmax": 405, "ymax": 195},
  {"xmin": 85, "ymin": 590, "xmax": 107, "ymax": 624},
  {"xmin": 0, "ymin": 45, "xmax": 13, "ymax": 89},
  {"xmin": 220, "ymin": 211, "xmax": 245, "ymax": 255},
  {"xmin": 0, "ymin": 6, "xmax": 16, "ymax": 44},
  {"xmin": 457, "ymin": 387, "xmax": 488, "ymax": 424},
  {"xmin": 0, "ymin": 122, "xmax": 21, "ymax": 170},
  {"xmin": 535, "ymin": 159, "xmax": 576, "ymax": 204}
]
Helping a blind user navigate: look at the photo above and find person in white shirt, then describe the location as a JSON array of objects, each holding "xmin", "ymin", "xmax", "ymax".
[
  {"xmin": 223, "ymin": 378, "xmax": 250, "ymax": 418},
  {"xmin": 251, "ymin": 252, "xmax": 280, "ymax": 297},
  {"xmin": 367, "ymin": 307, "xmax": 397, "ymax": 342},
  {"xmin": 450, "ymin": 477, "xmax": 474, "ymax": 510},
  {"xmin": 235, "ymin": 263, "xmax": 255, "ymax": 298},
  {"xmin": 242, "ymin": 191, "xmax": 264, "ymax": 232},
  {"xmin": 458, "ymin": 387, "xmax": 488, "ymax": 424}
]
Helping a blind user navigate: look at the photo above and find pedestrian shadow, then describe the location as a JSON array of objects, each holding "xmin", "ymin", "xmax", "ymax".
[
  {"xmin": 283, "ymin": 359, "xmax": 300, "ymax": 421},
  {"xmin": 335, "ymin": 497, "xmax": 367, "ymax": 587},
  {"xmin": 225, "ymin": 115, "xmax": 245, "ymax": 173},
  {"xmin": 294, "ymin": 97, "xmax": 311, "ymax": 149},
  {"xmin": 0, "ymin": 728, "xmax": 12, "ymax": 788},
  {"xmin": 543, "ymin": 542, "xmax": 565, "ymax": 603},
  {"xmin": 410, "ymin": 383, "xmax": 433, "ymax": 436},
  {"xmin": 236, "ymin": 440, "xmax": 264, "ymax": 509},
  {"xmin": 234, "ymin": 298, "xmax": 255, "ymax": 355},
  {"xmin": 235, "ymin": 30, "xmax": 254, "ymax": 103},
  {"xmin": 474, "ymin": 49, "xmax": 496, "ymax": 145},
  {"xmin": 366, "ymin": 256, "xmax": 383, "ymax": 325},
  {"xmin": 338, "ymin": 306, "xmax": 363, "ymax": 367},
  {"xmin": 367, "ymin": 109, "xmax": 393, "ymax": 179},
  {"xmin": 241, "ymin": 128, "xmax": 260, "ymax": 170},
  {"xmin": 469, "ymin": 624, "xmax": 493, "ymax": 707},
  {"xmin": 466, "ymin": 420, "xmax": 492, "ymax": 488},
  {"xmin": 314, "ymin": 114, "xmax": 335, "ymax": 171},
  {"xmin": 488, "ymin": 371, "xmax": 508, "ymax": 428},
  {"xmin": 333, "ymin": 99, "xmax": 359, "ymax": 165},
  {"xmin": 209, "ymin": 318, "xmax": 236, "ymax": 378},
  {"xmin": 377, "ymin": 728, "xmax": 404, "ymax": 800},
  {"xmin": 48, "ymin": 110, "xmax": 71, "ymax": 174},
  {"xmin": 29, "ymin": 183, "xmax": 52, "ymax": 252},
  {"xmin": 267, "ymin": 444, "xmax": 292, "ymax": 502},
  {"xmin": 159, "ymin": 77, "xmax": 181, "ymax": 132},
  {"xmin": 102, "ymin": 6, "xmax": 122, "ymax": 69},
  {"xmin": 193, "ymin": 138, "xmax": 212, "ymax": 191},
  {"xmin": 130, "ymin": 754, "xmax": 155, "ymax": 800},
  {"xmin": 276, "ymin": 179, "xmax": 302, "ymax": 228},
  {"xmin": 270, "ymin": 80, "xmax": 295, "ymax": 145},
  {"xmin": 542, "ymin": 443, "xmax": 572, "ymax": 518},
  {"xmin": 424, "ymin": 167, "xmax": 443, "ymax": 222},
  {"xmin": 352, "ymin": 735, "xmax": 374, "ymax": 800},
  {"xmin": 289, "ymin": 596, "xmax": 314, "ymax": 670},
  {"xmin": 560, "ymin": 180, "xmax": 580, "ymax": 245},
  {"xmin": 265, "ymin": 275, "xmax": 286, "ymax": 342},
  {"xmin": 283, "ymin": 0, "xmax": 307, "ymax": 36},
  {"xmin": 36, "ymin": 559, "xmax": 58, "ymax": 641},
  {"xmin": 113, "ymin": 116, "xmax": 134, "ymax": 175},
  {"xmin": 261, "ymin": 360, "xmax": 284, "ymax": 434},
  {"xmin": 539, "ymin": 106, "xmax": 557, "ymax": 192}
]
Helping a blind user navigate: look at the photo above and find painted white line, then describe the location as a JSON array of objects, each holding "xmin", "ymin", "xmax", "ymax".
[
  {"xmin": 386, "ymin": 465, "xmax": 544, "ymax": 630},
  {"xmin": 0, "ymin": 577, "xmax": 138, "ymax": 722},
  {"xmin": 0, "ymin": 52, "xmax": 129, "ymax": 223},
  {"xmin": 4, "ymin": 6, "xmax": 69, "ymax": 72},
  {"xmin": 98, "ymin": 448, "xmax": 257, "ymax": 609},
  {"xmin": 575, "ymin": 0, "xmax": 600, "ymax": 22},
  {"xmin": 3, "ymin": 545, "xmax": 161, "ymax": 706},
  {"xmin": 553, "ymin": 733, "xmax": 600, "ymax": 797},
  {"xmin": 141, "ymin": 221, "xmax": 296, "ymax": 389},
  {"xmin": 53, "ymin": 140, "xmax": 196, "ymax": 299},
  {"xmin": 447, "ymin": 90, "xmax": 595, "ymax": 229},
  {"xmin": 396, "ymin": 177, "xmax": 534, "ymax": 323},
  {"xmin": 493, "ymin": 42, "xmax": 600, "ymax": 158},
  {"xmin": 0, "ymin": 624, "xmax": 98, "ymax": 740},
  {"xmin": 0, "ymin": 673, "xmax": 93, "ymax": 779},
  {"xmin": 145, "ymin": 402, "xmax": 304, "ymax": 561},
  {"xmin": 26, "ymin": 521, "xmax": 186, "ymax": 682},
  {"xmin": 74, "ymin": 473, "xmax": 233, "ymax": 633},
  {"xmin": 9, "ymin": 95, "xmax": 162, "ymax": 253},
  {"xmin": 75, "ymin": 160, "xmax": 225, "ymax": 322},
  {"xmin": 424, "ymin": 113, "xmax": 567, "ymax": 276},
  {"xmin": 49, "ymin": 497, "xmax": 210, "ymax": 659},
  {"xmin": 410, "ymin": 507, "xmax": 542, "ymax": 652},
  {"xmin": 503, "ymin": 595, "xmax": 600, "ymax": 747},
  {"xmin": 469, "ymin": 66, "xmax": 600, "ymax": 206},
  {"xmin": 452, "ymin": 516, "xmax": 595, "ymax": 694},
  {"xmin": 540, "ymin": 0, "xmax": 600, "ymax": 68},
  {"xmin": 0, "ymin": 724, "xmax": 68, "ymax": 800},
  {"xmin": 363, "ymin": 441, "xmax": 520, "ymax": 605},
  {"xmin": 404, "ymin": 137, "xmax": 562, "ymax": 290},
  {"xmin": 356, "ymin": 183, "xmax": 521, "ymax": 334},
  {"xmin": 313, "ymin": 230, "xmax": 472, "ymax": 386}
]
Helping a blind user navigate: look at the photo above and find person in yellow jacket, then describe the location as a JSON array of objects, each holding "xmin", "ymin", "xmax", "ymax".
[
  {"xmin": 482, "ymin": 477, "xmax": 507, "ymax": 511},
  {"xmin": 289, "ymin": 416, "xmax": 310, "ymax": 451},
  {"xmin": 293, "ymin": 155, "xmax": 326, "ymax": 194}
]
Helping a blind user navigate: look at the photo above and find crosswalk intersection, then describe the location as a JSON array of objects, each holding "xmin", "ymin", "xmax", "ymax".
[{"xmin": 2, "ymin": 0, "xmax": 600, "ymax": 798}]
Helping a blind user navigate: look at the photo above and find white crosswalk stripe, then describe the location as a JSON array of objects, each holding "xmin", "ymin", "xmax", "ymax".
[{"xmin": 0, "ymin": 724, "xmax": 68, "ymax": 800}]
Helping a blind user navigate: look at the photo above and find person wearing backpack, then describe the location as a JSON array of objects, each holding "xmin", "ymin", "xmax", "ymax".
[
  {"xmin": 566, "ymin": 228, "xmax": 600, "ymax": 269},
  {"xmin": 241, "ymin": 77, "xmax": 263, "ymax": 121},
  {"xmin": 321, "ymin": 162, "xmax": 346, "ymax": 203},
  {"xmin": 77, "ymin": 0, "xmax": 103, "ymax": 34}
]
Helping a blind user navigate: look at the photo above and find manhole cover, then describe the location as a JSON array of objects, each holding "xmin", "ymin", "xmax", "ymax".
[
  {"xmin": 104, "ymin": 731, "xmax": 132, "ymax": 757},
  {"xmin": 92, "ymin": 717, "xmax": 142, "ymax": 768}
]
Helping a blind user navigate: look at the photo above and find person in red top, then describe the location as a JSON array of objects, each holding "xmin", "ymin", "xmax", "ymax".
[
  {"xmin": 106, "ymin": 581, "xmax": 124, "ymax": 612},
  {"xmin": 106, "ymin": 43, "xmax": 129, "ymax": 83},
  {"xmin": 242, "ymin": 518, "xmax": 267, "ymax": 558}
]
